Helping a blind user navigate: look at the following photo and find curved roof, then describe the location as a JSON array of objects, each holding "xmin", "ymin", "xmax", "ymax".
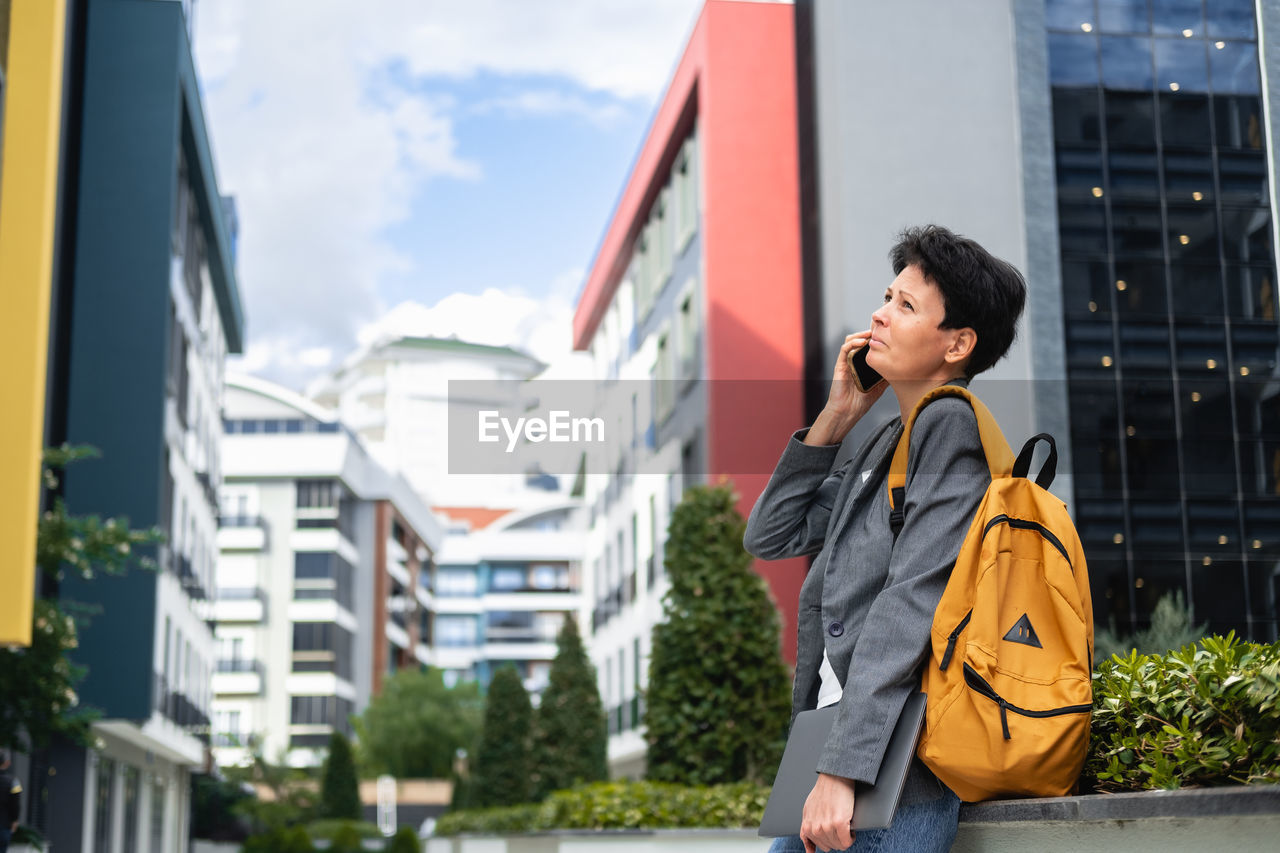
[
  {"xmin": 487, "ymin": 500, "xmax": 583, "ymax": 533},
  {"xmin": 226, "ymin": 373, "xmax": 339, "ymax": 424}
]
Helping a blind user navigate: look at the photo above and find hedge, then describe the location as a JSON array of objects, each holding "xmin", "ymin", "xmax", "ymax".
[
  {"xmin": 1084, "ymin": 633, "xmax": 1279, "ymax": 792},
  {"xmin": 433, "ymin": 781, "xmax": 769, "ymax": 835},
  {"xmin": 436, "ymin": 635, "xmax": 1280, "ymax": 836}
]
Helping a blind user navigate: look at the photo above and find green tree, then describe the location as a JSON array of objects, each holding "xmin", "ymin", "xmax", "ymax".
[
  {"xmin": 531, "ymin": 616, "xmax": 607, "ymax": 799},
  {"xmin": 1095, "ymin": 590, "xmax": 1210, "ymax": 662},
  {"xmin": 191, "ymin": 773, "xmax": 251, "ymax": 841},
  {"xmin": 645, "ymin": 483, "xmax": 791, "ymax": 786},
  {"xmin": 387, "ymin": 826, "xmax": 421, "ymax": 853},
  {"xmin": 0, "ymin": 445, "xmax": 162, "ymax": 752},
  {"xmin": 326, "ymin": 822, "xmax": 362, "ymax": 853},
  {"xmin": 352, "ymin": 668, "xmax": 483, "ymax": 779},
  {"xmin": 244, "ymin": 826, "xmax": 314, "ymax": 853},
  {"xmin": 470, "ymin": 665, "xmax": 534, "ymax": 807},
  {"xmin": 320, "ymin": 731, "xmax": 361, "ymax": 820},
  {"xmin": 227, "ymin": 752, "xmax": 318, "ymax": 834},
  {"xmin": 280, "ymin": 826, "xmax": 316, "ymax": 853},
  {"xmin": 449, "ymin": 768, "xmax": 472, "ymax": 811}
]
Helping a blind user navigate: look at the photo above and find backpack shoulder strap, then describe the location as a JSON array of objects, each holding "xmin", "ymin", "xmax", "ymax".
[{"xmin": 887, "ymin": 385, "xmax": 1015, "ymax": 538}]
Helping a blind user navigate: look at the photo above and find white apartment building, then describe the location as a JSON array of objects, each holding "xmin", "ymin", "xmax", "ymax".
[
  {"xmin": 213, "ymin": 375, "xmax": 442, "ymax": 768},
  {"xmin": 570, "ymin": 1, "xmax": 807, "ymax": 779},
  {"xmin": 307, "ymin": 332, "xmax": 592, "ymax": 698},
  {"xmin": 306, "ymin": 336, "xmax": 557, "ymax": 509},
  {"xmin": 576, "ymin": 128, "xmax": 705, "ymax": 778},
  {"xmin": 427, "ymin": 501, "xmax": 588, "ymax": 694}
]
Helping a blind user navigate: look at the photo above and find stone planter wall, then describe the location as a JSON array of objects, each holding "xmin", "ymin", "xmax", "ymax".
[{"xmin": 426, "ymin": 785, "xmax": 1280, "ymax": 853}]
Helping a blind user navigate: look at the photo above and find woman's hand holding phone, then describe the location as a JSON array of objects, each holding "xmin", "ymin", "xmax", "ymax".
[{"xmin": 803, "ymin": 331, "xmax": 889, "ymax": 447}]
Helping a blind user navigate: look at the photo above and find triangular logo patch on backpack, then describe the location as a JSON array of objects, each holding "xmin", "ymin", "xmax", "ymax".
[{"xmin": 1002, "ymin": 613, "xmax": 1043, "ymax": 648}]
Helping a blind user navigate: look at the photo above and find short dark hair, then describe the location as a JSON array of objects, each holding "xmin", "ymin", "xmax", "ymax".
[{"xmin": 889, "ymin": 224, "xmax": 1027, "ymax": 378}]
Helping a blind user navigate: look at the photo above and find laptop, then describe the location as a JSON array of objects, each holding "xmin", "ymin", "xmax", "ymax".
[{"xmin": 758, "ymin": 692, "xmax": 927, "ymax": 837}]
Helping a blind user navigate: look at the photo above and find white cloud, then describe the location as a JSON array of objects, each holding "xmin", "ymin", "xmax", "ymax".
[
  {"xmin": 469, "ymin": 90, "xmax": 628, "ymax": 128},
  {"xmin": 198, "ymin": 1, "xmax": 704, "ymax": 100},
  {"xmin": 298, "ymin": 347, "xmax": 335, "ymax": 368},
  {"xmin": 193, "ymin": 0, "xmax": 702, "ymax": 390},
  {"xmin": 356, "ymin": 270, "xmax": 584, "ymax": 369}
]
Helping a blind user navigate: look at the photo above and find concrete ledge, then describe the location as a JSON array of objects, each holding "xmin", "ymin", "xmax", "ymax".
[
  {"xmin": 953, "ymin": 786, "xmax": 1280, "ymax": 853},
  {"xmin": 426, "ymin": 786, "xmax": 1280, "ymax": 853},
  {"xmin": 959, "ymin": 784, "xmax": 1280, "ymax": 823}
]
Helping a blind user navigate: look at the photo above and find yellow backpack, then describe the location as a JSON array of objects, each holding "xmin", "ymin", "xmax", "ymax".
[{"xmin": 888, "ymin": 386, "xmax": 1094, "ymax": 802}]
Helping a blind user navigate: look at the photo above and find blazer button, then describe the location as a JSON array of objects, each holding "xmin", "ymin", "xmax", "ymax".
[{"xmin": 828, "ymin": 621, "xmax": 844, "ymax": 638}]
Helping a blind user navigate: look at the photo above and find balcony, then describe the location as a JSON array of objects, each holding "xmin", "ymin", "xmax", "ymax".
[
  {"xmin": 212, "ymin": 731, "xmax": 260, "ymax": 750},
  {"xmin": 218, "ymin": 514, "xmax": 268, "ymax": 551},
  {"xmin": 486, "ymin": 583, "xmax": 575, "ymax": 595},
  {"xmin": 174, "ymin": 554, "xmax": 208, "ymax": 601},
  {"xmin": 216, "ymin": 658, "xmax": 264, "ymax": 674},
  {"xmin": 152, "ymin": 673, "xmax": 210, "ymax": 743},
  {"xmin": 484, "ymin": 632, "xmax": 544, "ymax": 645},
  {"xmin": 194, "ymin": 470, "xmax": 218, "ymax": 511},
  {"xmin": 594, "ymin": 584, "xmax": 625, "ymax": 628},
  {"xmin": 213, "ymin": 658, "xmax": 264, "ymax": 696},
  {"xmin": 212, "ymin": 586, "xmax": 267, "ymax": 622}
]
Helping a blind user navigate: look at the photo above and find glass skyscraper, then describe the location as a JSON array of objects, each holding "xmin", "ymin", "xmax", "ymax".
[{"xmin": 1048, "ymin": 0, "xmax": 1278, "ymax": 641}]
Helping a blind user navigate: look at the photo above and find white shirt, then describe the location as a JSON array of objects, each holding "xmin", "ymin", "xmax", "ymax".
[
  {"xmin": 817, "ymin": 470, "xmax": 871, "ymax": 710},
  {"xmin": 817, "ymin": 649, "xmax": 843, "ymax": 708}
]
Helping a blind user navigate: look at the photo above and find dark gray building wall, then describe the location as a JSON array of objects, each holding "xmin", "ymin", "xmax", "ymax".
[
  {"xmin": 42, "ymin": 739, "xmax": 89, "ymax": 853},
  {"xmin": 807, "ymin": 0, "xmax": 1054, "ymax": 458}
]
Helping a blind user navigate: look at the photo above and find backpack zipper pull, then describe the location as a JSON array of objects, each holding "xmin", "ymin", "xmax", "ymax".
[
  {"xmin": 939, "ymin": 610, "xmax": 972, "ymax": 671},
  {"xmin": 940, "ymin": 635, "xmax": 959, "ymax": 671},
  {"xmin": 999, "ymin": 701, "xmax": 1011, "ymax": 739}
]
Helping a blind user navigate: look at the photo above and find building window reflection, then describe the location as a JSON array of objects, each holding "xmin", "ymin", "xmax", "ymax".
[{"xmin": 1049, "ymin": 0, "xmax": 1279, "ymax": 641}]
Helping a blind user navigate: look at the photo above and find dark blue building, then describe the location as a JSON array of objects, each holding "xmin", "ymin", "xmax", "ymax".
[{"xmin": 40, "ymin": 1, "xmax": 244, "ymax": 849}]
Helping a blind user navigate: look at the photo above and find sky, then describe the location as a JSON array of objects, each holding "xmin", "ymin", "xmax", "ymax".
[{"xmin": 191, "ymin": 0, "xmax": 706, "ymax": 392}]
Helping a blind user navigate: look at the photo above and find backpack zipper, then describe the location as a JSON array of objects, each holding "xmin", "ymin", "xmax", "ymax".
[
  {"xmin": 980, "ymin": 514, "xmax": 1072, "ymax": 568},
  {"xmin": 962, "ymin": 664, "xmax": 1092, "ymax": 740},
  {"xmin": 939, "ymin": 610, "xmax": 972, "ymax": 671}
]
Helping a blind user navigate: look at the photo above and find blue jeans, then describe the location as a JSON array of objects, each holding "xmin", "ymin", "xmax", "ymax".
[
  {"xmin": 765, "ymin": 788, "xmax": 960, "ymax": 853},
  {"xmin": 0, "ymin": 826, "xmax": 10, "ymax": 853}
]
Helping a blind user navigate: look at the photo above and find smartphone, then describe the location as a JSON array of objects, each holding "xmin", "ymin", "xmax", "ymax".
[{"xmin": 847, "ymin": 344, "xmax": 885, "ymax": 394}]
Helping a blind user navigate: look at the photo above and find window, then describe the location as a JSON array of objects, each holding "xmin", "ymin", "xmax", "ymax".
[
  {"xmin": 676, "ymin": 134, "xmax": 699, "ymax": 250},
  {"xmin": 93, "ymin": 758, "xmax": 115, "ymax": 853},
  {"xmin": 436, "ymin": 567, "xmax": 479, "ymax": 597},
  {"xmin": 296, "ymin": 479, "xmax": 336, "ymax": 508},
  {"xmin": 290, "ymin": 694, "xmax": 354, "ymax": 728},
  {"xmin": 654, "ymin": 329, "xmax": 674, "ymax": 422},
  {"xmin": 291, "ymin": 622, "xmax": 354, "ymax": 679},
  {"xmin": 435, "ymin": 615, "xmax": 477, "ymax": 647},
  {"xmin": 649, "ymin": 493, "xmax": 660, "ymax": 587},
  {"xmin": 678, "ymin": 281, "xmax": 698, "ymax": 379},
  {"xmin": 528, "ymin": 611, "xmax": 558, "ymax": 642},
  {"xmin": 528, "ymin": 661, "xmax": 552, "ymax": 691},
  {"xmin": 655, "ymin": 189, "xmax": 672, "ymax": 289},
  {"xmin": 487, "ymin": 611, "xmax": 534, "ymax": 632},
  {"xmin": 293, "ymin": 552, "xmax": 354, "ymax": 610},
  {"xmin": 150, "ymin": 779, "xmax": 166, "ymax": 853},
  {"xmin": 122, "ymin": 766, "xmax": 140, "ymax": 853},
  {"xmin": 530, "ymin": 563, "xmax": 566, "ymax": 590},
  {"xmin": 490, "ymin": 566, "xmax": 526, "ymax": 592},
  {"xmin": 635, "ymin": 231, "xmax": 653, "ymax": 322}
]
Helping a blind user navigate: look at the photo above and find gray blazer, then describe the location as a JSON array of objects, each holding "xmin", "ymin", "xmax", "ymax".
[{"xmin": 743, "ymin": 389, "xmax": 988, "ymax": 795}]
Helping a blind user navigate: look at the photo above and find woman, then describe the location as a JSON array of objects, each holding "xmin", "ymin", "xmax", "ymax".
[{"xmin": 745, "ymin": 225, "xmax": 1026, "ymax": 853}]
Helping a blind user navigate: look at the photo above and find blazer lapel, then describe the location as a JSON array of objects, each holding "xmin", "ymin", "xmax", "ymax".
[{"xmin": 827, "ymin": 418, "xmax": 902, "ymax": 539}]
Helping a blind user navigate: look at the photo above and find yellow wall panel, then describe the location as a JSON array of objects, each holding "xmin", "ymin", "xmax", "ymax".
[{"xmin": 0, "ymin": 0, "xmax": 67, "ymax": 646}]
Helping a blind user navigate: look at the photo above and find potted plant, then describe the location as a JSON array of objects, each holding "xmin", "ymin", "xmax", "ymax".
[{"xmin": 10, "ymin": 824, "xmax": 47, "ymax": 852}]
